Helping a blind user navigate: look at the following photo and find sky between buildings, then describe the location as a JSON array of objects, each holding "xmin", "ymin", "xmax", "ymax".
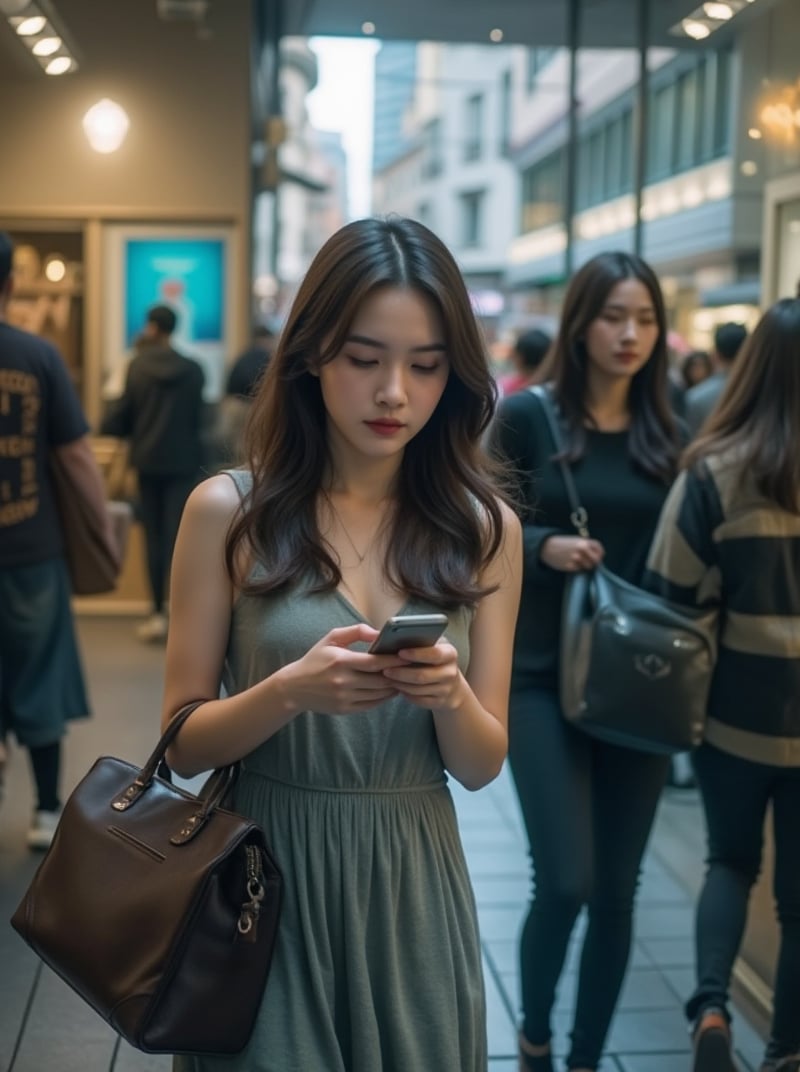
[{"xmin": 307, "ymin": 36, "xmax": 379, "ymax": 219}]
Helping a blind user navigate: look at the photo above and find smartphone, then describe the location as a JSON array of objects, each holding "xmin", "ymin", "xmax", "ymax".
[{"xmin": 368, "ymin": 613, "xmax": 448, "ymax": 655}]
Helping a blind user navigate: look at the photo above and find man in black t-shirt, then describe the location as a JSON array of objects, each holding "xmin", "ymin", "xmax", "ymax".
[{"xmin": 0, "ymin": 232, "xmax": 110, "ymax": 849}]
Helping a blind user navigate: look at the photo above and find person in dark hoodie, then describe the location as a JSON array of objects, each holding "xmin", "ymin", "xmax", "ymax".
[{"xmin": 102, "ymin": 304, "xmax": 205, "ymax": 642}]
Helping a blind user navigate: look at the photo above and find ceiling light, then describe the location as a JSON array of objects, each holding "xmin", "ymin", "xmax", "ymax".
[
  {"xmin": 740, "ymin": 160, "xmax": 758, "ymax": 176},
  {"xmin": 682, "ymin": 19, "xmax": 711, "ymax": 38},
  {"xmin": 361, "ymin": 21, "xmax": 375, "ymax": 35},
  {"xmin": 5, "ymin": 3, "xmax": 79, "ymax": 75},
  {"xmin": 703, "ymin": 2, "xmax": 733, "ymax": 18},
  {"xmin": 748, "ymin": 126, "xmax": 762, "ymax": 139},
  {"xmin": 32, "ymin": 35, "xmax": 61, "ymax": 55},
  {"xmin": 16, "ymin": 14, "xmax": 46, "ymax": 34},
  {"xmin": 82, "ymin": 98, "xmax": 130, "ymax": 153},
  {"xmin": 489, "ymin": 28, "xmax": 504, "ymax": 42},
  {"xmin": 45, "ymin": 54, "xmax": 73, "ymax": 74}
]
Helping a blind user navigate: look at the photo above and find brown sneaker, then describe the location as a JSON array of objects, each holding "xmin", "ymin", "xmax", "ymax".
[{"xmin": 693, "ymin": 1009, "xmax": 739, "ymax": 1072}]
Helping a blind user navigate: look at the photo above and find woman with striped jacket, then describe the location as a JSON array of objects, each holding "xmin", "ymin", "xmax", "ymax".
[{"xmin": 646, "ymin": 297, "xmax": 800, "ymax": 1072}]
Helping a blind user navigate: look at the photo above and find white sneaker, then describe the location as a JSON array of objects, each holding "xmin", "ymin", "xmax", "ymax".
[
  {"xmin": 136, "ymin": 613, "xmax": 168, "ymax": 643},
  {"xmin": 27, "ymin": 808, "xmax": 61, "ymax": 851}
]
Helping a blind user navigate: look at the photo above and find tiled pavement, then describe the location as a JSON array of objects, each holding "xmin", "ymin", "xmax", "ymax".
[{"xmin": 0, "ymin": 617, "xmax": 768, "ymax": 1072}]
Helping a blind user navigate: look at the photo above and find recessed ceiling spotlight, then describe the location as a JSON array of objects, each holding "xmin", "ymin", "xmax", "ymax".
[
  {"xmin": 16, "ymin": 15, "xmax": 46, "ymax": 35},
  {"xmin": 361, "ymin": 21, "xmax": 375, "ymax": 35},
  {"xmin": 747, "ymin": 126, "xmax": 762, "ymax": 139},
  {"xmin": 45, "ymin": 55, "xmax": 73, "ymax": 75},
  {"xmin": 489, "ymin": 28, "xmax": 504, "ymax": 42},
  {"xmin": 740, "ymin": 160, "xmax": 758, "ymax": 176},
  {"xmin": 32, "ymin": 36, "xmax": 62, "ymax": 56},
  {"xmin": 682, "ymin": 18, "xmax": 712, "ymax": 39},
  {"xmin": 703, "ymin": 2, "xmax": 733, "ymax": 18}
]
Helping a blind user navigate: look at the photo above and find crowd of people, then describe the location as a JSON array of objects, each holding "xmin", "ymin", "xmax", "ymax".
[{"xmin": 0, "ymin": 219, "xmax": 798, "ymax": 1072}]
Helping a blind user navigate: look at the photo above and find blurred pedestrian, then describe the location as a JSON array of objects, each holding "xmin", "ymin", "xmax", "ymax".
[
  {"xmin": 101, "ymin": 304, "xmax": 205, "ymax": 643},
  {"xmin": 646, "ymin": 297, "xmax": 800, "ymax": 1072},
  {"xmin": 685, "ymin": 322, "xmax": 747, "ymax": 437},
  {"xmin": 499, "ymin": 327, "xmax": 552, "ymax": 397},
  {"xmin": 213, "ymin": 324, "xmax": 275, "ymax": 466},
  {"xmin": 0, "ymin": 232, "xmax": 111, "ymax": 849},
  {"xmin": 492, "ymin": 250, "xmax": 682, "ymax": 1072},
  {"xmin": 161, "ymin": 217, "xmax": 522, "ymax": 1071},
  {"xmin": 681, "ymin": 349, "xmax": 713, "ymax": 390}
]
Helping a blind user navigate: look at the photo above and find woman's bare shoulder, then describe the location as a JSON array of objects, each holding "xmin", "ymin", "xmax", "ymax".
[{"xmin": 184, "ymin": 472, "xmax": 247, "ymax": 525}]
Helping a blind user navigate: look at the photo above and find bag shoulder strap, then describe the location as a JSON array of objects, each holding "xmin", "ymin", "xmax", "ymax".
[{"xmin": 529, "ymin": 385, "xmax": 590, "ymax": 538}]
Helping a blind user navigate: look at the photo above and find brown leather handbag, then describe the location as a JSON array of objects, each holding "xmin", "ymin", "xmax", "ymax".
[
  {"xmin": 49, "ymin": 449, "xmax": 131, "ymax": 596},
  {"xmin": 11, "ymin": 702, "xmax": 282, "ymax": 1055}
]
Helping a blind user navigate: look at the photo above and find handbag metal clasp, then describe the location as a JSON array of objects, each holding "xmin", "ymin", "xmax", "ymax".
[{"xmin": 238, "ymin": 845, "xmax": 266, "ymax": 942}]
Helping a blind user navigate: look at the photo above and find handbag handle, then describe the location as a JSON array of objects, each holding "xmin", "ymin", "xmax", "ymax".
[
  {"xmin": 530, "ymin": 385, "xmax": 591, "ymax": 538},
  {"xmin": 110, "ymin": 700, "xmax": 239, "ymax": 845}
]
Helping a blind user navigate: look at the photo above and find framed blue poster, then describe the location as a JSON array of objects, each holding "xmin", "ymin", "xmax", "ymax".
[
  {"xmin": 103, "ymin": 224, "xmax": 238, "ymax": 402},
  {"xmin": 124, "ymin": 238, "xmax": 225, "ymax": 347}
]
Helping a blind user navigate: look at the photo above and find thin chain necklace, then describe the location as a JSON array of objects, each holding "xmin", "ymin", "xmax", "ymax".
[{"xmin": 322, "ymin": 492, "xmax": 376, "ymax": 566}]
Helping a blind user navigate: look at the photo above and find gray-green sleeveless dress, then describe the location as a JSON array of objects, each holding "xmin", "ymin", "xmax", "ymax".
[{"xmin": 173, "ymin": 474, "xmax": 488, "ymax": 1072}]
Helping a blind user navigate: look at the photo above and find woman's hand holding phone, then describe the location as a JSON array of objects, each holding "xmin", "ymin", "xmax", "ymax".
[
  {"xmin": 371, "ymin": 614, "xmax": 465, "ymax": 713},
  {"xmin": 277, "ymin": 624, "xmax": 402, "ymax": 715}
]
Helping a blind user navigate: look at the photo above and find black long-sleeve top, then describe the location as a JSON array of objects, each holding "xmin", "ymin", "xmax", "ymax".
[{"xmin": 492, "ymin": 388, "xmax": 675, "ymax": 691}]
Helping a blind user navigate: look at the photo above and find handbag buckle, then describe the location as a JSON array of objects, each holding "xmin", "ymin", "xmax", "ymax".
[
  {"xmin": 111, "ymin": 778, "xmax": 148, "ymax": 811},
  {"xmin": 570, "ymin": 506, "xmax": 590, "ymax": 538}
]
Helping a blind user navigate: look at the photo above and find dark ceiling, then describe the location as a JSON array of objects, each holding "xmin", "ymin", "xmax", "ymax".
[
  {"xmin": 0, "ymin": 0, "xmax": 776, "ymax": 85},
  {"xmin": 283, "ymin": 0, "xmax": 764, "ymax": 49}
]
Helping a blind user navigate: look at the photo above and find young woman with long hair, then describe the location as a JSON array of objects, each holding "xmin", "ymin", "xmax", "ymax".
[
  {"xmin": 492, "ymin": 250, "xmax": 682, "ymax": 1072},
  {"xmin": 647, "ymin": 297, "xmax": 800, "ymax": 1072},
  {"xmin": 160, "ymin": 216, "xmax": 522, "ymax": 1071}
]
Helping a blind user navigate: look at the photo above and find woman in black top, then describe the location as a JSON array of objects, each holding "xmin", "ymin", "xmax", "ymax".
[{"xmin": 492, "ymin": 251, "xmax": 681, "ymax": 1072}]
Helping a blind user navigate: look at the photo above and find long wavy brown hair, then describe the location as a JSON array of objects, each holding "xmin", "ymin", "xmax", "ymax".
[
  {"xmin": 541, "ymin": 251, "xmax": 680, "ymax": 482},
  {"xmin": 684, "ymin": 297, "xmax": 800, "ymax": 512},
  {"xmin": 225, "ymin": 216, "xmax": 508, "ymax": 609}
]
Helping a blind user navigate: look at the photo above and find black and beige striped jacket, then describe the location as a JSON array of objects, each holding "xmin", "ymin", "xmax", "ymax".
[{"xmin": 645, "ymin": 451, "xmax": 800, "ymax": 766}]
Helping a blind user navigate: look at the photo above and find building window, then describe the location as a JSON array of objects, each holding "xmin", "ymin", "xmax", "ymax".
[
  {"xmin": 526, "ymin": 47, "xmax": 557, "ymax": 91},
  {"xmin": 416, "ymin": 202, "xmax": 432, "ymax": 228},
  {"xmin": 499, "ymin": 69, "xmax": 512, "ymax": 156},
  {"xmin": 421, "ymin": 118, "xmax": 443, "ymax": 178},
  {"xmin": 521, "ymin": 151, "xmax": 564, "ymax": 231},
  {"xmin": 713, "ymin": 47, "xmax": 732, "ymax": 158},
  {"xmin": 464, "ymin": 93, "xmax": 484, "ymax": 162},
  {"xmin": 647, "ymin": 83, "xmax": 675, "ymax": 182},
  {"xmin": 674, "ymin": 68, "xmax": 702, "ymax": 172},
  {"xmin": 460, "ymin": 190, "xmax": 485, "ymax": 247}
]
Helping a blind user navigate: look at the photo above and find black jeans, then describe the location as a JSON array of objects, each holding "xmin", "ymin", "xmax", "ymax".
[
  {"xmin": 687, "ymin": 743, "xmax": 800, "ymax": 1059},
  {"xmin": 509, "ymin": 686, "xmax": 670, "ymax": 1070},
  {"xmin": 137, "ymin": 473, "xmax": 197, "ymax": 614}
]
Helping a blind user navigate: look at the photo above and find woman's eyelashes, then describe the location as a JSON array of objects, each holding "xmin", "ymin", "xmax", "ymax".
[{"xmin": 345, "ymin": 354, "xmax": 443, "ymax": 374}]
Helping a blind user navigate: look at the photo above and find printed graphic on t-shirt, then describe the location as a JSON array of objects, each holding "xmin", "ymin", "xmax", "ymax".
[{"xmin": 0, "ymin": 368, "xmax": 41, "ymax": 527}]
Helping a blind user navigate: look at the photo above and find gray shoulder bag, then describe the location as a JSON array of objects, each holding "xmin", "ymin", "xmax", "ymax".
[{"xmin": 531, "ymin": 385, "xmax": 716, "ymax": 754}]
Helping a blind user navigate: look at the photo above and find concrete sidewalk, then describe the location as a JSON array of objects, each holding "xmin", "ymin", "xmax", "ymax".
[{"xmin": 0, "ymin": 617, "xmax": 767, "ymax": 1071}]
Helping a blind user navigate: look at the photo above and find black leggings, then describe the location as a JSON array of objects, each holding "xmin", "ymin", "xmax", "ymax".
[
  {"xmin": 509, "ymin": 686, "xmax": 669, "ymax": 1070},
  {"xmin": 137, "ymin": 474, "xmax": 197, "ymax": 614},
  {"xmin": 687, "ymin": 743, "xmax": 800, "ymax": 1060}
]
